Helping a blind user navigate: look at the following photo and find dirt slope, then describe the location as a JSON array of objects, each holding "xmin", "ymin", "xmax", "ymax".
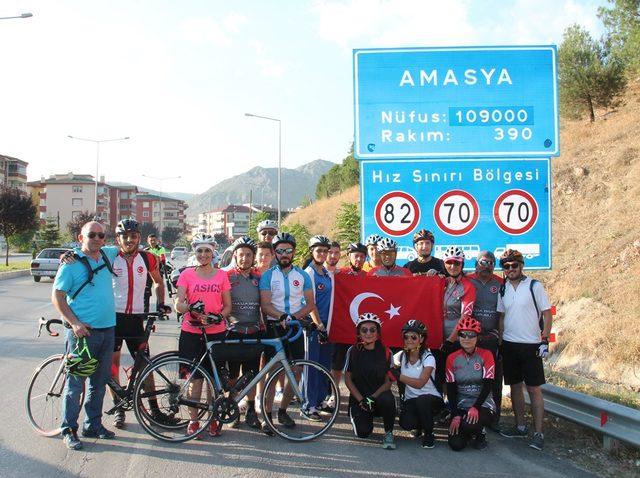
[{"xmin": 284, "ymin": 83, "xmax": 640, "ymax": 388}]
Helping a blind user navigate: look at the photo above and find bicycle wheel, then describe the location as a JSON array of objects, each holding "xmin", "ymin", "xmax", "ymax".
[
  {"xmin": 26, "ymin": 354, "xmax": 84, "ymax": 437},
  {"xmin": 133, "ymin": 357, "xmax": 217, "ymax": 442},
  {"xmin": 260, "ymin": 359, "xmax": 340, "ymax": 441}
]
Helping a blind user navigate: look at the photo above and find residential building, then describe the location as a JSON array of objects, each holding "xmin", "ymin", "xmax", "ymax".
[
  {"xmin": 0, "ymin": 154, "xmax": 28, "ymax": 191},
  {"xmin": 135, "ymin": 192, "xmax": 188, "ymax": 233},
  {"xmin": 110, "ymin": 184, "xmax": 138, "ymax": 223},
  {"xmin": 196, "ymin": 204, "xmax": 255, "ymax": 239}
]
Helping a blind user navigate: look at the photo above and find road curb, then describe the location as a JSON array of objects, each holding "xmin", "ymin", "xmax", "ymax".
[{"xmin": 0, "ymin": 269, "xmax": 30, "ymax": 281}]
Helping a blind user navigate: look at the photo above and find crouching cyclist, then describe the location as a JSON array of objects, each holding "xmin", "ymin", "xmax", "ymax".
[
  {"xmin": 446, "ymin": 317, "xmax": 497, "ymax": 451},
  {"xmin": 391, "ymin": 320, "xmax": 443, "ymax": 449},
  {"xmin": 345, "ymin": 313, "xmax": 397, "ymax": 450}
]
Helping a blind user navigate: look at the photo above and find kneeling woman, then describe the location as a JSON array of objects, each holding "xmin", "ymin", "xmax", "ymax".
[
  {"xmin": 175, "ymin": 234, "xmax": 231, "ymax": 438},
  {"xmin": 445, "ymin": 317, "xmax": 497, "ymax": 451},
  {"xmin": 391, "ymin": 320, "xmax": 443, "ymax": 449},
  {"xmin": 345, "ymin": 313, "xmax": 397, "ymax": 450}
]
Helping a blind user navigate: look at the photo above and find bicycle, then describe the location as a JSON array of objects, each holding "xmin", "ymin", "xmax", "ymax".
[
  {"xmin": 26, "ymin": 311, "xmax": 180, "ymax": 437},
  {"xmin": 133, "ymin": 317, "xmax": 340, "ymax": 442}
]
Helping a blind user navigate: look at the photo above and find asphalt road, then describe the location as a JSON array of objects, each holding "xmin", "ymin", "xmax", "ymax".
[{"xmin": 0, "ymin": 276, "xmax": 598, "ymax": 478}]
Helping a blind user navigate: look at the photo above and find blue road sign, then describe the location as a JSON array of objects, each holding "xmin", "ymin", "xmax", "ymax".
[
  {"xmin": 360, "ymin": 158, "xmax": 552, "ymax": 270},
  {"xmin": 354, "ymin": 46, "xmax": 559, "ymax": 160}
]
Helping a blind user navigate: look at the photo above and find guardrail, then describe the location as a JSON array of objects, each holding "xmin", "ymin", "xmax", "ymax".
[{"xmin": 531, "ymin": 384, "xmax": 640, "ymax": 450}]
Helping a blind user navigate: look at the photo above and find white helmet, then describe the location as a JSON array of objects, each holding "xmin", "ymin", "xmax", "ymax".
[
  {"xmin": 256, "ymin": 219, "xmax": 278, "ymax": 234},
  {"xmin": 355, "ymin": 312, "xmax": 382, "ymax": 329},
  {"xmin": 376, "ymin": 237, "xmax": 398, "ymax": 252},
  {"xmin": 365, "ymin": 234, "xmax": 383, "ymax": 246},
  {"xmin": 308, "ymin": 235, "xmax": 331, "ymax": 249},
  {"xmin": 443, "ymin": 246, "xmax": 465, "ymax": 261},
  {"xmin": 191, "ymin": 233, "xmax": 218, "ymax": 250}
]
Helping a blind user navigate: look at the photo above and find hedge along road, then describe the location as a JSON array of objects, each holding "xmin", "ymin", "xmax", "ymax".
[{"xmin": 1, "ymin": 275, "xmax": 596, "ymax": 478}]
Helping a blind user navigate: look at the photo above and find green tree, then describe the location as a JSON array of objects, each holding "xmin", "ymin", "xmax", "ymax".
[
  {"xmin": 66, "ymin": 211, "xmax": 96, "ymax": 239},
  {"xmin": 161, "ymin": 226, "xmax": 181, "ymax": 247},
  {"xmin": 173, "ymin": 235, "xmax": 191, "ymax": 249},
  {"xmin": 281, "ymin": 222, "xmax": 311, "ymax": 268},
  {"xmin": 558, "ymin": 24, "xmax": 627, "ymax": 121},
  {"xmin": 248, "ymin": 211, "xmax": 270, "ymax": 241},
  {"xmin": 8, "ymin": 225, "xmax": 39, "ymax": 252},
  {"xmin": 598, "ymin": 0, "xmax": 640, "ymax": 74},
  {"xmin": 39, "ymin": 218, "xmax": 61, "ymax": 248},
  {"xmin": 0, "ymin": 187, "xmax": 38, "ymax": 265},
  {"xmin": 214, "ymin": 232, "xmax": 230, "ymax": 249},
  {"xmin": 333, "ymin": 202, "xmax": 361, "ymax": 248},
  {"xmin": 315, "ymin": 144, "xmax": 359, "ymax": 199}
]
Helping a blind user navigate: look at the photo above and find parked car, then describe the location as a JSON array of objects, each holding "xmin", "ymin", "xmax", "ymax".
[
  {"xmin": 170, "ymin": 246, "xmax": 188, "ymax": 261},
  {"xmin": 30, "ymin": 248, "xmax": 71, "ymax": 282}
]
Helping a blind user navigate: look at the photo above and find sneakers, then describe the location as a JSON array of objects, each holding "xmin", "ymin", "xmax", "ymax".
[
  {"xmin": 113, "ymin": 409, "xmax": 125, "ymax": 429},
  {"xmin": 187, "ymin": 420, "xmax": 204, "ymax": 440},
  {"xmin": 150, "ymin": 409, "xmax": 180, "ymax": 427},
  {"xmin": 500, "ymin": 424, "xmax": 529, "ymax": 438},
  {"xmin": 62, "ymin": 428, "xmax": 83, "ymax": 450},
  {"xmin": 529, "ymin": 432, "xmax": 544, "ymax": 451},
  {"xmin": 209, "ymin": 420, "xmax": 222, "ymax": 437},
  {"xmin": 421, "ymin": 433, "xmax": 435, "ymax": 449},
  {"xmin": 277, "ymin": 409, "xmax": 296, "ymax": 428},
  {"xmin": 81, "ymin": 426, "xmax": 115, "ymax": 439},
  {"xmin": 411, "ymin": 429, "xmax": 422, "ymax": 438},
  {"xmin": 300, "ymin": 407, "xmax": 322, "ymax": 422},
  {"xmin": 260, "ymin": 420, "xmax": 275, "ymax": 436},
  {"xmin": 317, "ymin": 404, "xmax": 335, "ymax": 415},
  {"xmin": 473, "ymin": 432, "xmax": 488, "ymax": 450},
  {"xmin": 382, "ymin": 431, "xmax": 396, "ymax": 450},
  {"xmin": 245, "ymin": 409, "xmax": 262, "ymax": 430},
  {"xmin": 231, "ymin": 415, "xmax": 241, "ymax": 429}
]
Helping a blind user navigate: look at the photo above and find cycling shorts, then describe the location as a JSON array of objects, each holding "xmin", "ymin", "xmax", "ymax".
[
  {"xmin": 331, "ymin": 343, "xmax": 351, "ymax": 371},
  {"xmin": 114, "ymin": 313, "xmax": 148, "ymax": 357},
  {"xmin": 502, "ymin": 341, "xmax": 545, "ymax": 387}
]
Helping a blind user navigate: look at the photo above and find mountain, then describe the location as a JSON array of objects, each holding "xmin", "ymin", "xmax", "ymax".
[
  {"xmin": 186, "ymin": 159, "xmax": 335, "ymax": 216},
  {"xmin": 108, "ymin": 182, "xmax": 194, "ymax": 202}
]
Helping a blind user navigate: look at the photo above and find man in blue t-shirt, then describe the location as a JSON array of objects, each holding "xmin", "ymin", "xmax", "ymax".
[{"xmin": 52, "ymin": 221, "xmax": 119, "ymax": 451}]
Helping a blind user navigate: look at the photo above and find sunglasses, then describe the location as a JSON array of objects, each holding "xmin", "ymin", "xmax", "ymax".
[
  {"xmin": 195, "ymin": 248, "xmax": 212, "ymax": 254},
  {"xmin": 275, "ymin": 247, "xmax": 294, "ymax": 255},
  {"xmin": 87, "ymin": 232, "xmax": 105, "ymax": 239},
  {"xmin": 478, "ymin": 259, "xmax": 494, "ymax": 267},
  {"xmin": 403, "ymin": 333, "xmax": 419, "ymax": 341},
  {"xmin": 503, "ymin": 262, "xmax": 521, "ymax": 270},
  {"xmin": 359, "ymin": 326, "xmax": 378, "ymax": 334},
  {"xmin": 260, "ymin": 230, "xmax": 277, "ymax": 236},
  {"xmin": 445, "ymin": 260, "xmax": 462, "ymax": 266},
  {"xmin": 458, "ymin": 331, "xmax": 478, "ymax": 339}
]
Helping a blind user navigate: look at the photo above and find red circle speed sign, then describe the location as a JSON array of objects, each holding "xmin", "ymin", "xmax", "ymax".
[
  {"xmin": 374, "ymin": 191, "xmax": 420, "ymax": 237},
  {"xmin": 493, "ymin": 189, "xmax": 539, "ymax": 235},
  {"xmin": 433, "ymin": 190, "xmax": 479, "ymax": 236}
]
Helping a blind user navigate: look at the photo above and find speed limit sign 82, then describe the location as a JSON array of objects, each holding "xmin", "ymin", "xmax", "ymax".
[{"xmin": 374, "ymin": 191, "xmax": 420, "ymax": 236}]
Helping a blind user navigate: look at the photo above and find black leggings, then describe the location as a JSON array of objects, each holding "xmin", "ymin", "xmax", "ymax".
[
  {"xmin": 448, "ymin": 407, "xmax": 496, "ymax": 451},
  {"xmin": 399, "ymin": 394, "xmax": 443, "ymax": 436},
  {"xmin": 348, "ymin": 391, "xmax": 396, "ymax": 438}
]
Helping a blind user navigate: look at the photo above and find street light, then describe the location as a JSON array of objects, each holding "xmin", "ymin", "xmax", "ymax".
[
  {"xmin": 245, "ymin": 112, "xmax": 282, "ymax": 227},
  {"xmin": 67, "ymin": 135, "xmax": 130, "ymax": 218},
  {"xmin": 0, "ymin": 12, "xmax": 33, "ymax": 20},
  {"xmin": 142, "ymin": 174, "xmax": 181, "ymax": 241}
]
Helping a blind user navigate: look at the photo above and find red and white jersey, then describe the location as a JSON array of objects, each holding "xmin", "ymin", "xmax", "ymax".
[{"xmin": 112, "ymin": 251, "xmax": 157, "ymax": 314}]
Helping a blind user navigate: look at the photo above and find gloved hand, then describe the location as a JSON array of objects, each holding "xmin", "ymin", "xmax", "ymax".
[
  {"xmin": 537, "ymin": 341, "xmax": 549, "ymax": 358},
  {"xmin": 188, "ymin": 300, "xmax": 205, "ymax": 314},
  {"xmin": 389, "ymin": 367, "xmax": 401, "ymax": 382},
  {"xmin": 317, "ymin": 328, "xmax": 329, "ymax": 344},
  {"xmin": 465, "ymin": 406, "xmax": 479, "ymax": 424},
  {"xmin": 359, "ymin": 396, "xmax": 376, "ymax": 412}
]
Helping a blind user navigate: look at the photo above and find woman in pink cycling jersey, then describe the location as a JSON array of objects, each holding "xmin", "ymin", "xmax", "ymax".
[{"xmin": 175, "ymin": 234, "xmax": 231, "ymax": 438}]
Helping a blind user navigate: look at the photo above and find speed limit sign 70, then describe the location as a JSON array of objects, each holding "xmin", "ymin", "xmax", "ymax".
[
  {"xmin": 493, "ymin": 189, "xmax": 539, "ymax": 234},
  {"xmin": 433, "ymin": 190, "xmax": 479, "ymax": 236},
  {"xmin": 374, "ymin": 191, "xmax": 420, "ymax": 236}
]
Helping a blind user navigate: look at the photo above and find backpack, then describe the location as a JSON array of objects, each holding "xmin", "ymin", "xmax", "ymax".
[
  {"xmin": 499, "ymin": 277, "xmax": 544, "ymax": 330},
  {"xmin": 70, "ymin": 249, "xmax": 117, "ymax": 300}
]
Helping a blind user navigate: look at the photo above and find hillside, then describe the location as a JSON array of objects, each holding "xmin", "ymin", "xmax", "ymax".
[
  {"xmin": 186, "ymin": 159, "xmax": 334, "ymax": 216},
  {"xmin": 285, "ymin": 82, "xmax": 640, "ymax": 388}
]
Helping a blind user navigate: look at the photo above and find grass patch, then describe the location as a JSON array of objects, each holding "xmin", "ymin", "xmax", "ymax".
[
  {"xmin": 547, "ymin": 370, "xmax": 640, "ymax": 409},
  {"xmin": 0, "ymin": 261, "xmax": 31, "ymax": 272}
]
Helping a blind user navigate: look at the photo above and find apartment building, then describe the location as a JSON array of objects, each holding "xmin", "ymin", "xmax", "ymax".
[
  {"xmin": 0, "ymin": 154, "xmax": 28, "ymax": 191},
  {"xmin": 135, "ymin": 192, "xmax": 188, "ymax": 232},
  {"xmin": 195, "ymin": 204, "xmax": 277, "ymax": 239},
  {"xmin": 110, "ymin": 184, "xmax": 138, "ymax": 224}
]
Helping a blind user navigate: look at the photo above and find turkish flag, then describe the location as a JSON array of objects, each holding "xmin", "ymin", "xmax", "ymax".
[{"xmin": 328, "ymin": 274, "xmax": 445, "ymax": 349}]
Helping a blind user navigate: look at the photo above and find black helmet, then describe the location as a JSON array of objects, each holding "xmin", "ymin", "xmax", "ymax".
[
  {"xmin": 413, "ymin": 229, "xmax": 435, "ymax": 244},
  {"xmin": 402, "ymin": 319, "xmax": 427, "ymax": 336},
  {"xmin": 347, "ymin": 242, "xmax": 367, "ymax": 254},
  {"xmin": 499, "ymin": 249, "xmax": 525, "ymax": 267},
  {"xmin": 115, "ymin": 218, "xmax": 139, "ymax": 235},
  {"xmin": 232, "ymin": 236, "xmax": 257, "ymax": 254},
  {"xmin": 273, "ymin": 232, "xmax": 296, "ymax": 249}
]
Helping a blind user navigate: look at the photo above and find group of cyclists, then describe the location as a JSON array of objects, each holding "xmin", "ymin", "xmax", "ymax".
[{"xmin": 51, "ymin": 216, "xmax": 552, "ymax": 454}]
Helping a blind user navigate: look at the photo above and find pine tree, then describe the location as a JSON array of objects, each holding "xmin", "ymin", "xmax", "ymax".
[{"xmin": 40, "ymin": 218, "xmax": 61, "ymax": 248}]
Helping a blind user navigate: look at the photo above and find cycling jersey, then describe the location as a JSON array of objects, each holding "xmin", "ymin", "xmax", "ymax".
[
  {"xmin": 227, "ymin": 268, "xmax": 261, "ymax": 331},
  {"xmin": 367, "ymin": 265, "xmax": 411, "ymax": 277},
  {"xmin": 445, "ymin": 347, "xmax": 496, "ymax": 412},
  {"xmin": 146, "ymin": 245, "xmax": 167, "ymax": 260},
  {"xmin": 467, "ymin": 273, "xmax": 503, "ymax": 335},
  {"xmin": 304, "ymin": 265, "xmax": 332, "ymax": 324},
  {"xmin": 259, "ymin": 265, "xmax": 312, "ymax": 319},
  {"xmin": 112, "ymin": 251, "xmax": 157, "ymax": 314},
  {"xmin": 443, "ymin": 276, "xmax": 476, "ymax": 338},
  {"xmin": 336, "ymin": 266, "xmax": 366, "ymax": 277}
]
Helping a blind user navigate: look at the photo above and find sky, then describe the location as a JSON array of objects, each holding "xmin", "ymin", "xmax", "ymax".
[{"xmin": 0, "ymin": 0, "xmax": 607, "ymax": 194}]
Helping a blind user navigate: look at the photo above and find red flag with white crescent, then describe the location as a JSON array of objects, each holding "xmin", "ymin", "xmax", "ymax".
[{"xmin": 328, "ymin": 274, "xmax": 445, "ymax": 349}]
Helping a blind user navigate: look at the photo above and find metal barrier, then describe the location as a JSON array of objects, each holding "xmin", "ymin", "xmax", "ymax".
[{"xmin": 534, "ymin": 384, "xmax": 640, "ymax": 450}]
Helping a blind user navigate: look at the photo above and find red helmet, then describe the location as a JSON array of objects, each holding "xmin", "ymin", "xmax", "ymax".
[{"xmin": 456, "ymin": 316, "xmax": 481, "ymax": 334}]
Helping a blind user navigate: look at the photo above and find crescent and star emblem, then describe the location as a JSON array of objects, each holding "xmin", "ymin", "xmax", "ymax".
[{"xmin": 349, "ymin": 292, "xmax": 402, "ymax": 324}]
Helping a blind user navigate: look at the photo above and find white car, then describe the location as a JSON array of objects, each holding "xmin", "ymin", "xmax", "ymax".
[
  {"xmin": 31, "ymin": 248, "xmax": 71, "ymax": 282},
  {"xmin": 170, "ymin": 247, "xmax": 188, "ymax": 261}
]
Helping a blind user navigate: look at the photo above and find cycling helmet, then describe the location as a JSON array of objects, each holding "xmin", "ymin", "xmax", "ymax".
[
  {"xmin": 115, "ymin": 218, "xmax": 139, "ymax": 235},
  {"xmin": 232, "ymin": 236, "xmax": 257, "ymax": 254},
  {"xmin": 308, "ymin": 235, "xmax": 331, "ymax": 249},
  {"xmin": 456, "ymin": 316, "xmax": 482, "ymax": 334},
  {"xmin": 65, "ymin": 338, "xmax": 99, "ymax": 377},
  {"xmin": 499, "ymin": 248, "xmax": 525, "ymax": 267},
  {"xmin": 273, "ymin": 232, "xmax": 296, "ymax": 249},
  {"xmin": 365, "ymin": 234, "xmax": 383, "ymax": 246},
  {"xmin": 256, "ymin": 219, "xmax": 278, "ymax": 234},
  {"xmin": 355, "ymin": 312, "xmax": 382, "ymax": 330},
  {"xmin": 402, "ymin": 319, "xmax": 427, "ymax": 336},
  {"xmin": 191, "ymin": 233, "xmax": 218, "ymax": 251},
  {"xmin": 443, "ymin": 246, "xmax": 465, "ymax": 262},
  {"xmin": 376, "ymin": 237, "xmax": 398, "ymax": 252},
  {"xmin": 413, "ymin": 229, "xmax": 435, "ymax": 244},
  {"xmin": 347, "ymin": 242, "xmax": 367, "ymax": 254}
]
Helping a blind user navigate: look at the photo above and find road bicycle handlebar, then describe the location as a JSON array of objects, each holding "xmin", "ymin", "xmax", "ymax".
[{"xmin": 36, "ymin": 311, "xmax": 169, "ymax": 338}]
